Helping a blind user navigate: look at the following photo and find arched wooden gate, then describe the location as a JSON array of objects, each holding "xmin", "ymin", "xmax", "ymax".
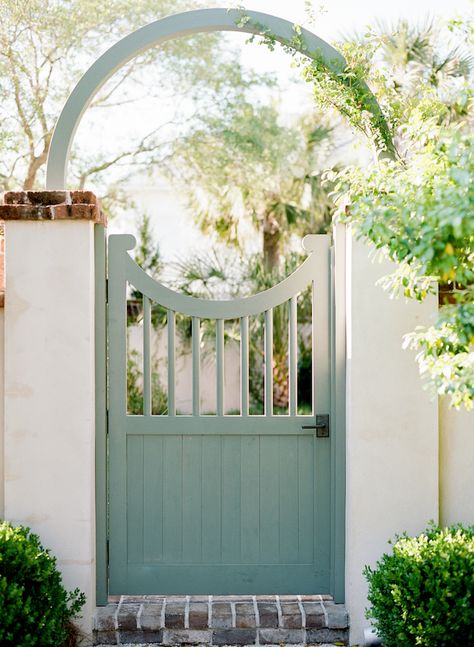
[{"xmin": 106, "ymin": 233, "xmax": 334, "ymax": 596}]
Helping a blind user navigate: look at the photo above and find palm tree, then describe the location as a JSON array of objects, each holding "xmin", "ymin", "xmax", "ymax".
[{"xmin": 167, "ymin": 102, "xmax": 338, "ymax": 271}]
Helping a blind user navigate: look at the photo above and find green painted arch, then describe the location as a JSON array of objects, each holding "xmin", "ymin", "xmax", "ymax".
[{"xmin": 45, "ymin": 8, "xmax": 393, "ymax": 189}]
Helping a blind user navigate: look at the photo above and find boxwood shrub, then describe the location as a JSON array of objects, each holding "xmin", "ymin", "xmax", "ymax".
[
  {"xmin": 0, "ymin": 521, "xmax": 86, "ymax": 646},
  {"xmin": 364, "ymin": 524, "xmax": 474, "ymax": 647}
]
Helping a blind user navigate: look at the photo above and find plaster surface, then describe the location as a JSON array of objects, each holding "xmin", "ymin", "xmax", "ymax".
[
  {"xmin": 344, "ymin": 233, "xmax": 439, "ymax": 644},
  {"xmin": 440, "ymin": 400, "xmax": 474, "ymax": 526},
  {"xmin": 4, "ymin": 220, "xmax": 96, "ymax": 633}
]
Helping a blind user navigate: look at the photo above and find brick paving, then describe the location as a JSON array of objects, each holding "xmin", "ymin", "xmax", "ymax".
[{"xmin": 93, "ymin": 595, "xmax": 349, "ymax": 645}]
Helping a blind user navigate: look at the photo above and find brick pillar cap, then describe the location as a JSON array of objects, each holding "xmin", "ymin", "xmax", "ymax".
[{"xmin": 0, "ymin": 190, "xmax": 106, "ymax": 224}]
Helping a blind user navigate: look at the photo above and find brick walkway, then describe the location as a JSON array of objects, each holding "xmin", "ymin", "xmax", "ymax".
[{"xmin": 93, "ymin": 595, "xmax": 349, "ymax": 645}]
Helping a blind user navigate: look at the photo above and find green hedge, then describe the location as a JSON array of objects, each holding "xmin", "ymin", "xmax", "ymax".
[
  {"xmin": 364, "ymin": 524, "xmax": 474, "ymax": 647},
  {"xmin": 0, "ymin": 521, "xmax": 86, "ymax": 646}
]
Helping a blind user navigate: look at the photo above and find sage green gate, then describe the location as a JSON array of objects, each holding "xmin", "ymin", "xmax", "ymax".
[{"xmin": 106, "ymin": 232, "xmax": 339, "ymax": 595}]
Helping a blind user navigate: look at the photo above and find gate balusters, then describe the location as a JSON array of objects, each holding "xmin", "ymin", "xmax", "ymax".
[
  {"xmin": 289, "ymin": 296, "xmax": 298, "ymax": 417},
  {"xmin": 143, "ymin": 296, "xmax": 152, "ymax": 416},
  {"xmin": 192, "ymin": 317, "xmax": 201, "ymax": 416},
  {"xmin": 264, "ymin": 309, "xmax": 273, "ymax": 416},
  {"xmin": 240, "ymin": 316, "xmax": 249, "ymax": 417},
  {"xmin": 167, "ymin": 309, "xmax": 176, "ymax": 416},
  {"xmin": 216, "ymin": 319, "xmax": 224, "ymax": 416}
]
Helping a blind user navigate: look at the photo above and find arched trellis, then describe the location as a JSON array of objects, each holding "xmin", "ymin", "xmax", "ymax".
[{"xmin": 45, "ymin": 7, "xmax": 392, "ymax": 189}]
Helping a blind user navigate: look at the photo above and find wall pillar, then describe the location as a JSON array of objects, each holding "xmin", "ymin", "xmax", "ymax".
[
  {"xmin": 440, "ymin": 400, "xmax": 474, "ymax": 526},
  {"xmin": 345, "ymin": 230, "xmax": 439, "ymax": 645},
  {"xmin": 1, "ymin": 191, "xmax": 104, "ymax": 636}
]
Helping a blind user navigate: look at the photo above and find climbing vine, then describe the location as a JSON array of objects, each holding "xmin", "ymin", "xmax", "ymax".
[{"xmin": 235, "ymin": 11, "xmax": 474, "ymax": 409}]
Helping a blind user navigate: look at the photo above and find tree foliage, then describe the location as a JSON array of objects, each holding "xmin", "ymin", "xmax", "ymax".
[
  {"xmin": 0, "ymin": 0, "xmax": 263, "ymax": 209},
  {"xmin": 303, "ymin": 17, "xmax": 474, "ymax": 409},
  {"xmin": 170, "ymin": 101, "xmax": 338, "ymax": 269}
]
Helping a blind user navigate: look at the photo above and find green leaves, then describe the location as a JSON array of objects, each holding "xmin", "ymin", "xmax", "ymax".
[
  {"xmin": 0, "ymin": 522, "xmax": 86, "ymax": 647},
  {"xmin": 364, "ymin": 524, "xmax": 474, "ymax": 647},
  {"xmin": 336, "ymin": 128, "xmax": 474, "ymax": 408}
]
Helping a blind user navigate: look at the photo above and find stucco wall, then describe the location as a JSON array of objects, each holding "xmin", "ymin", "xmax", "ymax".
[
  {"xmin": 0, "ymin": 306, "xmax": 4, "ymax": 518},
  {"xmin": 345, "ymin": 233, "xmax": 439, "ymax": 645},
  {"xmin": 440, "ymin": 400, "xmax": 474, "ymax": 526},
  {"xmin": 3, "ymin": 220, "xmax": 96, "ymax": 633}
]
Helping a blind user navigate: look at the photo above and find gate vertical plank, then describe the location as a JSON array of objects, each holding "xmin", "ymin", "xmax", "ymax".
[
  {"xmin": 167, "ymin": 309, "xmax": 176, "ymax": 416},
  {"xmin": 298, "ymin": 435, "xmax": 314, "ymax": 563},
  {"xmin": 127, "ymin": 436, "xmax": 144, "ymax": 563},
  {"xmin": 279, "ymin": 437, "xmax": 299, "ymax": 563},
  {"xmin": 216, "ymin": 319, "xmax": 224, "ymax": 416},
  {"xmin": 241, "ymin": 435, "xmax": 260, "ymax": 564},
  {"xmin": 259, "ymin": 436, "xmax": 279, "ymax": 563},
  {"xmin": 144, "ymin": 436, "xmax": 163, "ymax": 562},
  {"xmin": 143, "ymin": 296, "xmax": 151, "ymax": 416},
  {"xmin": 221, "ymin": 436, "xmax": 241, "ymax": 563},
  {"xmin": 163, "ymin": 436, "xmax": 183, "ymax": 563},
  {"xmin": 183, "ymin": 436, "xmax": 203, "ymax": 562},
  {"xmin": 264, "ymin": 309, "xmax": 273, "ymax": 416},
  {"xmin": 201, "ymin": 436, "xmax": 222, "ymax": 563}
]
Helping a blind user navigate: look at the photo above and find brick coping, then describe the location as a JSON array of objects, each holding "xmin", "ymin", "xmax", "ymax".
[
  {"xmin": 93, "ymin": 595, "xmax": 349, "ymax": 646},
  {"xmin": 0, "ymin": 190, "xmax": 105, "ymax": 225}
]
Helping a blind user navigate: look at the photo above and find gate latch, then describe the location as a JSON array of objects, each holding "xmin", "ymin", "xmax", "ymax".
[{"xmin": 301, "ymin": 414, "xmax": 330, "ymax": 438}]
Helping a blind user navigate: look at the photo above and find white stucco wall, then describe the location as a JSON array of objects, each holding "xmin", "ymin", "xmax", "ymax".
[
  {"xmin": 345, "ymin": 233, "xmax": 439, "ymax": 645},
  {"xmin": 440, "ymin": 400, "xmax": 474, "ymax": 526},
  {"xmin": 0, "ymin": 307, "xmax": 4, "ymax": 518},
  {"xmin": 3, "ymin": 220, "xmax": 96, "ymax": 634}
]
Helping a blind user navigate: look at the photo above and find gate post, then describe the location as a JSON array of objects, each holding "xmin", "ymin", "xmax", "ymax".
[{"xmin": 1, "ymin": 191, "xmax": 105, "ymax": 636}]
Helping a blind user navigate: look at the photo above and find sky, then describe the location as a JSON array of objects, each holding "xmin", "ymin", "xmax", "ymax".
[{"xmin": 106, "ymin": 0, "xmax": 473, "ymax": 261}]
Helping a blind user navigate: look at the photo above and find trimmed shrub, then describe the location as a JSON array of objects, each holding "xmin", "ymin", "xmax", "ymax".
[
  {"xmin": 364, "ymin": 524, "xmax": 474, "ymax": 647},
  {"xmin": 0, "ymin": 521, "xmax": 86, "ymax": 647}
]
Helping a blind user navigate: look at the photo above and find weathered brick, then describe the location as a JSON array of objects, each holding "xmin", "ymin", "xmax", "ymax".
[
  {"xmin": 0, "ymin": 190, "xmax": 105, "ymax": 224},
  {"xmin": 303, "ymin": 601, "xmax": 326, "ymax": 628},
  {"xmin": 235, "ymin": 602, "xmax": 256, "ymax": 628},
  {"xmin": 324, "ymin": 601, "xmax": 349, "ymax": 628},
  {"xmin": 163, "ymin": 628, "xmax": 212, "ymax": 644},
  {"xmin": 165, "ymin": 601, "xmax": 186, "ymax": 628},
  {"xmin": 140, "ymin": 602, "xmax": 163, "ymax": 630},
  {"xmin": 306, "ymin": 626, "xmax": 349, "ymax": 644},
  {"xmin": 188, "ymin": 602, "xmax": 209, "ymax": 629},
  {"xmin": 257, "ymin": 601, "xmax": 278, "ymax": 628},
  {"xmin": 259, "ymin": 628, "xmax": 305, "ymax": 644},
  {"xmin": 118, "ymin": 629, "xmax": 146, "ymax": 643},
  {"xmin": 117, "ymin": 603, "xmax": 140, "ymax": 630},
  {"xmin": 93, "ymin": 629, "xmax": 117, "ymax": 645},
  {"xmin": 211, "ymin": 601, "xmax": 233, "ymax": 628},
  {"xmin": 280, "ymin": 601, "xmax": 302, "ymax": 628},
  {"xmin": 94, "ymin": 605, "xmax": 117, "ymax": 631},
  {"xmin": 213, "ymin": 628, "xmax": 257, "ymax": 644}
]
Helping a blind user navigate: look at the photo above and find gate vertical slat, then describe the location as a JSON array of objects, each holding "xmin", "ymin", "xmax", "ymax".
[
  {"xmin": 265, "ymin": 309, "xmax": 273, "ymax": 416},
  {"xmin": 289, "ymin": 296, "xmax": 298, "ymax": 416},
  {"xmin": 143, "ymin": 296, "xmax": 152, "ymax": 416},
  {"xmin": 240, "ymin": 316, "xmax": 249, "ymax": 417},
  {"xmin": 216, "ymin": 319, "xmax": 224, "ymax": 416},
  {"xmin": 167, "ymin": 309, "xmax": 176, "ymax": 416},
  {"xmin": 192, "ymin": 316, "xmax": 200, "ymax": 416}
]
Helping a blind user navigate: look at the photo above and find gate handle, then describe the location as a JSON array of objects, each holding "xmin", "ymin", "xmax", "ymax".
[{"xmin": 301, "ymin": 414, "xmax": 329, "ymax": 438}]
